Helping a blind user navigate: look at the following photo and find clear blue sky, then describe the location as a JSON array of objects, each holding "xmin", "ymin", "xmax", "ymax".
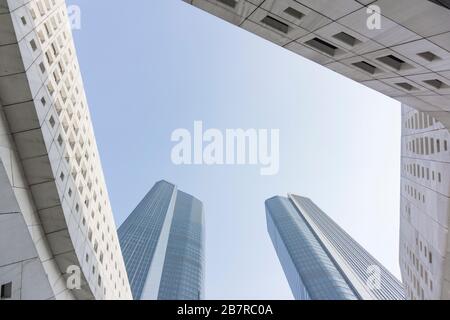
[{"xmin": 70, "ymin": 0, "xmax": 402, "ymax": 299}]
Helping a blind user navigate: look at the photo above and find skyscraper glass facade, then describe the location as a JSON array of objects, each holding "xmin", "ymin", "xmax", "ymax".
[
  {"xmin": 118, "ymin": 181, "xmax": 175, "ymax": 299},
  {"xmin": 290, "ymin": 195, "xmax": 405, "ymax": 300},
  {"xmin": 266, "ymin": 195, "xmax": 405, "ymax": 300},
  {"xmin": 118, "ymin": 181, "xmax": 204, "ymax": 300},
  {"xmin": 158, "ymin": 191, "xmax": 205, "ymax": 300},
  {"xmin": 266, "ymin": 196, "xmax": 358, "ymax": 300}
]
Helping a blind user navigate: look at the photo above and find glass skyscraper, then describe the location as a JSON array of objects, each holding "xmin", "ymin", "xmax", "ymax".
[
  {"xmin": 266, "ymin": 194, "xmax": 405, "ymax": 300},
  {"xmin": 118, "ymin": 180, "xmax": 205, "ymax": 300}
]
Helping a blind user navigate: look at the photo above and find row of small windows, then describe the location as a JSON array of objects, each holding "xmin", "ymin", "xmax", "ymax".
[
  {"xmin": 402, "ymin": 240, "xmax": 433, "ymax": 300},
  {"xmin": 406, "ymin": 136, "xmax": 448, "ymax": 156},
  {"xmin": 86, "ymin": 222, "xmax": 128, "ymax": 297},
  {"xmin": 31, "ymin": 0, "xmax": 58, "ymax": 19},
  {"xmin": 404, "ymin": 184, "xmax": 426, "ymax": 203},
  {"xmin": 25, "ymin": 0, "xmax": 130, "ymax": 299},
  {"xmin": 404, "ymin": 162, "xmax": 442, "ymax": 183},
  {"xmin": 404, "ymin": 112, "xmax": 437, "ymax": 131}
]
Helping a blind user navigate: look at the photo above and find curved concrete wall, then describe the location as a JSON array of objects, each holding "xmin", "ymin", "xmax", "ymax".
[{"xmin": 0, "ymin": 0, "xmax": 131, "ymax": 300}]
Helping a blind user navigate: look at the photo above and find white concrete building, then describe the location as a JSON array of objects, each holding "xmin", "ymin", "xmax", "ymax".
[
  {"xmin": 183, "ymin": 0, "xmax": 450, "ymax": 299},
  {"xmin": 0, "ymin": 0, "xmax": 131, "ymax": 300},
  {"xmin": 400, "ymin": 104, "xmax": 450, "ymax": 299}
]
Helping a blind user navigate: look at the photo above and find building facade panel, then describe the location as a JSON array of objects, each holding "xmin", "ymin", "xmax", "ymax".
[{"xmin": 400, "ymin": 104, "xmax": 450, "ymax": 299}]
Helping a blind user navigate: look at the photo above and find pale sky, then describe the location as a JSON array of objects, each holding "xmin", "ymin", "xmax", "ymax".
[{"xmin": 70, "ymin": 0, "xmax": 402, "ymax": 299}]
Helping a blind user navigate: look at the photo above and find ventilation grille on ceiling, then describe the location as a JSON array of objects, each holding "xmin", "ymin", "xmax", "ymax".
[
  {"xmin": 216, "ymin": 0, "xmax": 237, "ymax": 8},
  {"xmin": 332, "ymin": 32, "xmax": 360, "ymax": 47},
  {"xmin": 261, "ymin": 15, "xmax": 289, "ymax": 34},
  {"xmin": 427, "ymin": 0, "xmax": 450, "ymax": 9},
  {"xmin": 417, "ymin": 51, "xmax": 440, "ymax": 62},
  {"xmin": 395, "ymin": 82, "xmax": 417, "ymax": 91},
  {"xmin": 304, "ymin": 37, "xmax": 339, "ymax": 56},
  {"xmin": 423, "ymin": 79, "xmax": 449, "ymax": 89},
  {"xmin": 352, "ymin": 61, "xmax": 379, "ymax": 75},
  {"xmin": 376, "ymin": 54, "xmax": 411, "ymax": 71},
  {"xmin": 284, "ymin": 7, "xmax": 305, "ymax": 20}
]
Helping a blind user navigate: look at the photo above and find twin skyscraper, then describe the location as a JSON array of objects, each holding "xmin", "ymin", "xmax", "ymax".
[
  {"xmin": 117, "ymin": 180, "xmax": 404, "ymax": 300},
  {"xmin": 266, "ymin": 195, "xmax": 404, "ymax": 300},
  {"xmin": 118, "ymin": 181, "xmax": 205, "ymax": 300}
]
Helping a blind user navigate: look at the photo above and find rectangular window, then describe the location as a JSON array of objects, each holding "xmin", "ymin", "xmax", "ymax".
[
  {"xmin": 39, "ymin": 62, "xmax": 46, "ymax": 73},
  {"xmin": 1, "ymin": 282, "xmax": 12, "ymax": 299},
  {"xmin": 30, "ymin": 39, "xmax": 37, "ymax": 51}
]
